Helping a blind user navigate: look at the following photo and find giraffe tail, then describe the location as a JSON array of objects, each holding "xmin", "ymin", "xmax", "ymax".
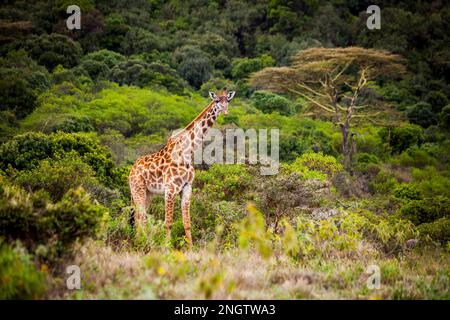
[{"xmin": 129, "ymin": 198, "xmax": 135, "ymax": 228}]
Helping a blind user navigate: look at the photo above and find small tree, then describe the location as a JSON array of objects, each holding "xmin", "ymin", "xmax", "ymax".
[{"xmin": 250, "ymin": 47, "xmax": 406, "ymax": 171}]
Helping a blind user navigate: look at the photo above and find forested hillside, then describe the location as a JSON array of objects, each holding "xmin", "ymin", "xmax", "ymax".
[{"xmin": 0, "ymin": 0, "xmax": 449, "ymax": 299}]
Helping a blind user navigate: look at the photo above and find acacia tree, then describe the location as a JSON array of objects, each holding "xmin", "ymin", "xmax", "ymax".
[{"xmin": 250, "ymin": 47, "xmax": 406, "ymax": 171}]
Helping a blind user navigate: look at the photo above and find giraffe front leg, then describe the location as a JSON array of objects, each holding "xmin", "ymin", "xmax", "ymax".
[
  {"xmin": 164, "ymin": 186, "xmax": 176, "ymax": 245},
  {"xmin": 181, "ymin": 183, "xmax": 193, "ymax": 250}
]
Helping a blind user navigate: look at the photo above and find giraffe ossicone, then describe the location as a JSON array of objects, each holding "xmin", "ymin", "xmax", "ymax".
[{"xmin": 128, "ymin": 88, "xmax": 236, "ymax": 249}]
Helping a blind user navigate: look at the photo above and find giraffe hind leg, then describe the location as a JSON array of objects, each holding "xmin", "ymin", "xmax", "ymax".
[
  {"xmin": 164, "ymin": 184, "xmax": 178, "ymax": 244},
  {"xmin": 130, "ymin": 183, "xmax": 148, "ymax": 229}
]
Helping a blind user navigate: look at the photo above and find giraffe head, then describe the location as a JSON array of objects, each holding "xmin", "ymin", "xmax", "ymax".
[{"xmin": 209, "ymin": 88, "xmax": 236, "ymax": 115}]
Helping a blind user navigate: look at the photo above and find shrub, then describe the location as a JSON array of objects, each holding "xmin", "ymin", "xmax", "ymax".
[
  {"xmin": 0, "ymin": 184, "xmax": 108, "ymax": 258},
  {"xmin": 47, "ymin": 187, "xmax": 108, "ymax": 250},
  {"xmin": 173, "ymin": 45, "xmax": 212, "ymax": 88},
  {"xmin": 0, "ymin": 132, "xmax": 115, "ymax": 186},
  {"xmin": 100, "ymin": 13, "xmax": 130, "ymax": 51},
  {"xmin": 418, "ymin": 218, "xmax": 450, "ymax": 244},
  {"xmin": 286, "ymin": 152, "xmax": 343, "ymax": 180},
  {"xmin": 194, "ymin": 164, "xmax": 253, "ymax": 201},
  {"xmin": 439, "ymin": 105, "xmax": 450, "ymax": 130},
  {"xmin": 0, "ymin": 241, "xmax": 47, "ymax": 299},
  {"xmin": 379, "ymin": 124, "xmax": 424, "ymax": 154},
  {"xmin": 0, "ymin": 51, "xmax": 51, "ymax": 118},
  {"xmin": 0, "ymin": 72, "xmax": 37, "ymax": 119},
  {"xmin": 257, "ymin": 172, "xmax": 308, "ymax": 228},
  {"xmin": 121, "ymin": 28, "xmax": 164, "ymax": 55},
  {"xmin": 398, "ymin": 196, "xmax": 449, "ymax": 225},
  {"xmin": 52, "ymin": 65, "xmax": 78, "ymax": 85},
  {"xmin": 83, "ymin": 49, "xmax": 125, "ymax": 69},
  {"xmin": 0, "ymin": 183, "xmax": 43, "ymax": 244},
  {"xmin": 79, "ymin": 59, "xmax": 110, "ymax": 80},
  {"xmin": 108, "ymin": 59, "xmax": 185, "ymax": 93},
  {"xmin": 399, "ymin": 147, "xmax": 436, "ymax": 168},
  {"xmin": 406, "ymin": 102, "xmax": 437, "ymax": 128},
  {"xmin": 369, "ymin": 169, "xmax": 399, "ymax": 195},
  {"xmin": 230, "ymin": 54, "xmax": 274, "ymax": 80},
  {"xmin": 179, "ymin": 164, "xmax": 255, "ymax": 244},
  {"xmin": 392, "ymin": 184, "xmax": 422, "ymax": 200},
  {"xmin": 355, "ymin": 152, "xmax": 380, "ymax": 164},
  {"xmin": 12, "ymin": 156, "xmax": 97, "ymax": 201},
  {"xmin": 290, "ymin": 210, "xmax": 416, "ymax": 259},
  {"xmin": 250, "ymin": 91, "xmax": 297, "ymax": 115},
  {"xmin": 16, "ymin": 33, "xmax": 82, "ymax": 70},
  {"xmin": 238, "ymin": 203, "xmax": 272, "ymax": 258},
  {"xmin": 52, "ymin": 116, "xmax": 95, "ymax": 133},
  {"xmin": 411, "ymin": 166, "xmax": 450, "ymax": 198},
  {"xmin": 425, "ymin": 91, "xmax": 448, "ymax": 113}
]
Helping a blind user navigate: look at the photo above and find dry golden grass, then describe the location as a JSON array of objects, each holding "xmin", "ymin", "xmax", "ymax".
[{"xmin": 48, "ymin": 240, "xmax": 449, "ymax": 300}]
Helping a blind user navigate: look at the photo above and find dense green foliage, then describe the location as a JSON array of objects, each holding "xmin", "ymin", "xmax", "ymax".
[
  {"xmin": 0, "ymin": 182, "xmax": 108, "ymax": 259},
  {"xmin": 0, "ymin": 241, "xmax": 47, "ymax": 299}
]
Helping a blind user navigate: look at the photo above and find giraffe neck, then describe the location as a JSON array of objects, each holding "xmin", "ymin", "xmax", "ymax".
[
  {"xmin": 171, "ymin": 101, "xmax": 221, "ymax": 161},
  {"xmin": 187, "ymin": 102, "xmax": 220, "ymax": 151}
]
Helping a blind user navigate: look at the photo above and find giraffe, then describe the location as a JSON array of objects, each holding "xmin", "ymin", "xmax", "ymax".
[{"xmin": 128, "ymin": 88, "xmax": 236, "ymax": 248}]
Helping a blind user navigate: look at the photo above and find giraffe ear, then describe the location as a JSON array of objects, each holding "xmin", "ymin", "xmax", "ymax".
[
  {"xmin": 227, "ymin": 91, "xmax": 236, "ymax": 101},
  {"xmin": 209, "ymin": 92, "xmax": 218, "ymax": 101}
]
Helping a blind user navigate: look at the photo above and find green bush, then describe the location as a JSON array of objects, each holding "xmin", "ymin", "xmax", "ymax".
[
  {"xmin": 418, "ymin": 218, "xmax": 450, "ymax": 243},
  {"xmin": 79, "ymin": 59, "xmax": 110, "ymax": 80},
  {"xmin": 399, "ymin": 147, "xmax": 437, "ymax": 168},
  {"xmin": 109, "ymin": 59, "xmax": 186, "ymax": 93},
  {"xmin": 286, "ymin": 152, "xmax": 343, "ymax": 180},
  {"xmin": 0, "ymin": 241, "xmax": 47, "ymax": 299},
  {"xmin": 120, "ymin": 27, "xmax": 165, "ymax": 55},
  {"xmin": 47, "ymin": 187, "xmax": 108, "ymax": 248},
  {"xmin": 425, "ymin": 91, "xmax": 448, "ymax": 113},
  {"xmin": 0, "ymin": 132, "xmax": 115, "ymax": 186},
  {"xmin": 8, "ymin": 149, "xmax": 122, "ymax": 211},
  {"xmin": 398, "ymin": 196, "xmax": 449, "ymax": 225},
  {"xmin": 369, "ymin": 169, "xmax": 399, "ymax": 195},
  {"xmin": 173, "ymin": 45, "xmax": 212, "ymax": 88},
  {"xmin": 289, "ymin": 209, "xmax": 417, "ymax": 259},
  {"xmin": 194, "ymin": 164, "xmax": 253, "ymax": 201},
  {"xmin": 0, "ymin": 183, "xmax": 44, "ymax": 244},
  {"xmin": 257, "ymin": 172, "xmax": 305, "ymax": 225},
  {"xmin": 15, "ymin": 33, "xmax": 82, "ymax": 70},
  {"xmin": 406, "ymin": 102, "xmax": 437, "ymax": 128},
  {"xmin": 355, "ymin": 152, "xmax": 380, "ymax": 165},
  {"xmin": 411, "ymin": 166, "xmax": 450, "ymax": 198},
  {"xmin": 238, "ymin": 204, "xmax": 272, "ymax": 258},
  {"xmin": 439, "ymin": 105, "xmax": 450, "ymax": 130},
  {"xmin": 0, "ymin": 72, "xmax": 37, "ymax": 119},
  {"xmin": 0, "ymin": 183, "xmax": 108, "ymax": 257},
  {"xmin": 189, "ymin": 165, "xmax": 254, "ymax": 243},
  {"xmin": 12, "ymin": 156, "xmax": 97, "ymax": 201},
  {"xmin": 379, "ymin": 124, "xmax": 424, "ymax": 154},
  {"xmin": 230, "ymin": 54, "xmax": 274, "ymax": 80},
  {"xmin": 100, "ymin": 13, "xmax": 130, "ymax": 51},
  {"xmin": 392, "ymin": 184, "xmax": 422, "ymax": 200},
  {"xmin": 83, "ymin": 49, "xmax": 125, "ymax": 69},
  {"xmin": 250, "ymin": 91, "xmax": 297, "ymax": 115},
  {"xmin": 0, "ymin": 50, "xmax": 51, "ymax": 118},
  {"xmin": 52, "ymin": 116, "xmax": 95, "ymax": 133}
]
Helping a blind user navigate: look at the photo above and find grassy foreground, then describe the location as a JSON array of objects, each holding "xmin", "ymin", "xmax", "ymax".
[{"xmin": 49, "ymin": 239, "xmax": 448, "ymax": 300}]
